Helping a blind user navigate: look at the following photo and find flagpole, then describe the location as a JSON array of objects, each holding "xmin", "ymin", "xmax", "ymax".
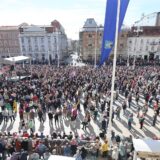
[
  {"xmin": 48, "ymin": 51, "xmax": 50, "ymax": 66},
  {"xmin": 108, "ymin": 0, "xmax": 121, "ymax": 146},
  {"xmin": 94, "ymin": 26, "xmax": 97, "ymax": 68},
  {"xmin": 56, "ymin": 28, "xmax": 60, "ymax": 68}
]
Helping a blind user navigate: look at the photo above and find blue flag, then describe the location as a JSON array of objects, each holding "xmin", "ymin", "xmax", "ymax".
[{"xmin": 99, "ymin": 0, "xmax": 130, "ymax": 66}]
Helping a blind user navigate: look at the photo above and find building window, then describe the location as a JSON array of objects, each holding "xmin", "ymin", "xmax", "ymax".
[
  {"xmin": 48, "ymin": 46, "xmax": 51, "ymax": 51},
  {"xmin": 29, "ymin": 46, "xmax": 32, "ymax": 52},
  {"xmin": 120, "ymin": 43, "xmax": 124, "ymax": 47},
  {"xmin": 34, "ymin": 37, "xmax": 37, "ymax": 43},
  {"xmin": 141, "ymin": 39, "xmax": 143, "ymax": 44},
  {"xmin": 28, "ymin": 37, "xmax": 31, "ymax": 43},
  {"xmin": 89, "ymin": 19, "xmax": 92, "ymax": 24},
  {"xmin": 54, "ymin": 37, "xmax": 56, "ymax": 43},
  {"xmin": 99, "ymin": 33, "xmax": 102, "ymax": 37},
  {"xmin": 22, "ymin": 45, "xmax": 25, "ymax": 52},
  {"xmin": 41, "ymin": 37, "xmax": 44, "ymax": 43},
  {"xmin": 121, "ymin": 34, "xmax": 124, "ymax": 37},
  {"xmin": 129, "ymin": 40, "xmax": 132, "ymax": 43},
  {"xmin": 88, "ymin": 44, "xmax": 92, "ymax": 47},
  {"xmin": 41, "ymin": 45, "xmax": 45, "ymax": 51},
  {"xmin": 21, "ymin": 37, "xmax": 24, "ymax": 43},
  {"xmin": 146, "ymin": 46, "xmax": 148, "ymax": 51},
  {"xmin": 48, "ymin": 37, "xmax": 51, "ymax": 41},
  {"xmin": 151, "ymin": 46, "xmax": 154, "ymax": 51},
  {"xmin": 42, "ymin": 54, "xmax": 45, "ymax": 60},
  {"xmin": 35, "ymin": 45, "xmax": 38, "ymax": 51},
  {"xmin": 88, "ymin": 34, "xmax": 92, "ymax": 38}
]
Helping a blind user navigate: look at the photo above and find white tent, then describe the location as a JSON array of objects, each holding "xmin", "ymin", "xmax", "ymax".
[
  {"xmin": 133, "ymin": 139, "xmax": 160, "ymax": 159},
  {"xmin": 4, "ymin": 55, "xmax": 30, "ymax": 63},
  {"xmin": 48, "ymin": 155, "xmax": 75, "ymax": 160}
]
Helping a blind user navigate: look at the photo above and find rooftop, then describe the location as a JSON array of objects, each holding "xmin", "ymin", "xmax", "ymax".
[
  {"xmin": 0, "ymin": 26, "xmax": 19, "ymax": 31},
  {"xmin": 83, "ymin": 18, "xmax": 98, "ymax": 28}
]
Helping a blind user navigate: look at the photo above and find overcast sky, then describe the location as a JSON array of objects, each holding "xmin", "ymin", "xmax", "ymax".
[{"xmin": 0, "ymin": 0, "xmax": 160, "ymax": 39}]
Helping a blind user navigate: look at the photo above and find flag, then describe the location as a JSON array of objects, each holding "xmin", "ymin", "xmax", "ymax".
[{"xmin": 99, "ymin": 0, "xmax": 130, "ymax": 66}]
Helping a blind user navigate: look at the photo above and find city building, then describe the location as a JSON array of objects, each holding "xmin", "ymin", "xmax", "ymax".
[
  {"xmin": 19, "ymin": 20, "xmax": 68, "ymax": 62},
  {"xmin": 67, "ymin": 39, "xmax": 73, "ymax": 53},
  {"xmin": 127, "ymin": 26, "xmax": 160, "ymax": 60},
  {"xmin": 0, "ymin": 26, "xmax": 21, "ymax": 58},
  {"xmin": 116, "ymin": 28, "xmax": 130, "ymax": 59},
  {"xmin": 79, "ymin": 18, "xmax": 103, "ymax": 62},
  {"xmin": 79, "ymin": 18, "xmax": 129, "ymax": 62},
  {"xmin": 126, "ymin": 12, "xmax": 160, "ymax": 61}
]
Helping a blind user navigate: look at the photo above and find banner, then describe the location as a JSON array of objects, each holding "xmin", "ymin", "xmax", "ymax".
[{"xmin": 99, "ymin": 0, "xmax": 130, "ymax": 66}]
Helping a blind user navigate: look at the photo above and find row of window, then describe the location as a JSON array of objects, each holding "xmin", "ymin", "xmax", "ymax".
[
  {"xmin": 21, "ymin": 37, "xmax": 57, "ymax": 44},
  {"xmin": 129, "ymin": 45, "xmax": 160, "ymax": 52},
  {"xmin": 88, "ymin": 33, "xmax": 102, "ymax": 38},
  {"xmin": 0, "ymin": 40, "xmax": 19, "ymax": 46},
  {"xmin": 129, "ymin": 39, "xmax": 160, "ymax": 45},
  {"xmin": 0, "ymin": 33, "xmax": 18, "ymax": 39},
  {"xmin": 22, "ymin": 47, "xmax": 52, "ymax": 52}
]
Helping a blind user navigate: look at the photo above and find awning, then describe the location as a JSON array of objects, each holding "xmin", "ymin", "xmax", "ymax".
[
  {"xmin": 133, "ymin": 139, "xmax": 160, "ymax": 159},
  {"xmin": 4, "ymin": 56, "xmax": 30, "ymax": 62}
]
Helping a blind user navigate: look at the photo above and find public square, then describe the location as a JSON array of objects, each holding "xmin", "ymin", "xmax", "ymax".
[
  {"xmin": 0, "ymin": 0, "xmax": 160, "ymax": 159},
  {"xmin": 0, "ymin": 85, "xmax": 159, "ymax": 139}
]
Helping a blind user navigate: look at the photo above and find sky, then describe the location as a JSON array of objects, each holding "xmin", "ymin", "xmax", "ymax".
[{"xmin": 0, "ymin": 0, "xmax": 160, "ymax": 39}]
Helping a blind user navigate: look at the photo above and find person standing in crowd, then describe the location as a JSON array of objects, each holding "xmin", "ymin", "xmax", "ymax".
[
  {"xmin": 115, "ymin": 106, "xmax": 121, "ymax": 120},
  {"xmin": 128, "ymin": 113, "xmax": 133, "ymax": 131},
  {"xmin": 36, "ymin": 141, "xmax": 47, "ymax": 159},
  {"xmin": 93, "ymin": 108, "xmax": 98, "ymax": 121},
  {"xmin": 135, "ymin": 92, "xmax": 140, "ymax": 106},
  {"xmin": 19, "ymin": 107, "xmax": 24, "ymax": 122},
  {"xmin": 118, "ymin": 141, "xmax": 126, "ymax": 160},
  {"xmin": 101, "ymin": 117, "xmax": 107, "ymax": 133},
  {"xmin": 82, "ymin": 117, "xmax": 88, "ymax": 131},
  {"xmin": 38, "ymin": 108, "xmax": 44, "ymax": 123},
  {"xmin": 54, "ymin": 110, "xmax": 59, "ymax": 127},
  {"xmin": 29, "ymin": 109, "xmax": 35, "ymax": 122},
  {"xmin": 95, "ymin": 139, "xmax": 101, "ymax": 158},
  {"xmin": 152, "ymin": 111, "xmax": 158, "ymax": 126},
  {"xmin": 128, "ymin": 92, "xmax": 132, "ymax": 108},
  {"xmin": 28, "ymin": 119, "xmax": 35, "ymax": 134},
  {"xmin": 101, "ymin": 140, "xmax": 109, "ymax": 158},
  {"xmin": 139, "ymin": 114, "xmax": 145, "ymax": 129},
  {"xmin": 122, "ymin": 101, "xmax": 127, "ymax": 116},
  {"xmin": 48, "ymin": 111, "xmax": 53, "ymax": 126}
]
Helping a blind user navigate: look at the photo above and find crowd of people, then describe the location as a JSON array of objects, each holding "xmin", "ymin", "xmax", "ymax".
[
  {"xmin": 0, "ymin": 64, "xmax": 159, "ymax": 159},
  {"xmin": 0, "ymin": 130, "xmax": 134, "ymax": 160}
]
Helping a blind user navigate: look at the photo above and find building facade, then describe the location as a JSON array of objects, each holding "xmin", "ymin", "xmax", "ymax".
[
  {"xmin": 79, "ymin": 18, "xmax": 103, "ymax": 62},
  {"xmin": 0, "ymin": 26, "xmax": 21, "ymax": 58},
  {"xmin": 19, "ymin": 20, "xmax": 68, "ymax": 62},
  {"xmin": 79, "ymin": 18, "xmax": 130, "ymax": 62},
  {"xmin": 117, "ymin": 28, "xmax": 130, "ymax": 58},
  {"xmin": 127, "ymin": 26, "xmax": 160, "ymax": 60}
]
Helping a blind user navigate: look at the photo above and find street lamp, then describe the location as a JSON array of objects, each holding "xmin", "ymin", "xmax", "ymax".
[
  {"xmin": 56, "ymin": 28, "xmax": 60, "ymax": 68},
  {"xmin": 94, "ymin": 26, "xmax": 97, "ymax": 68},
  {"xmin": 133, "ymin": 26, "xmax": 143, "ymax": 67},
  {"xmin": 48, "ymin": 51, "xmax": 50, "ymax": 66},
  {"xmin": 8, "ymin": 48, "xmax": 10, "ymax": 57}
]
